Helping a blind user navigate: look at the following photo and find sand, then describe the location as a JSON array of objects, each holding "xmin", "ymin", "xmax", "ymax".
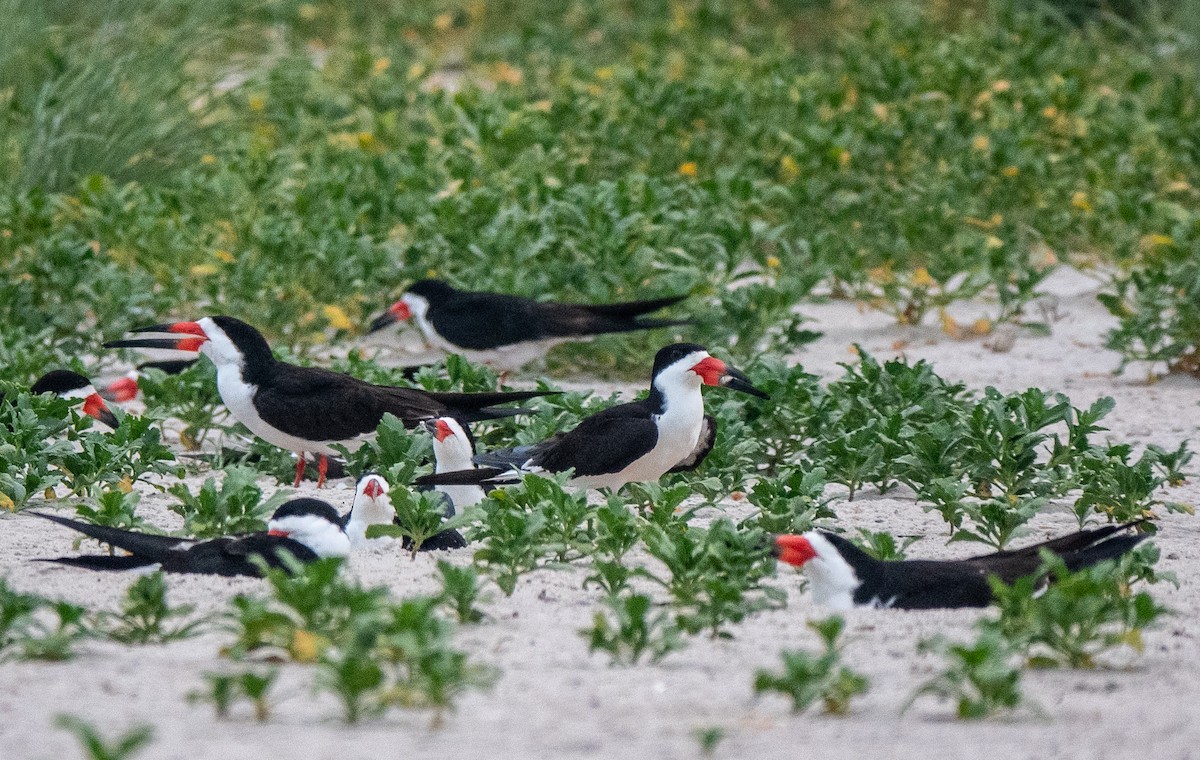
[{"xmin": 3, "ymin": 268, "xmax": 1199, "ymax": 760}]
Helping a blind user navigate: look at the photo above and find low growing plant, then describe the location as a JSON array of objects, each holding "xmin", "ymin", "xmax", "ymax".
[{"xmin": 753, "ymin": 616, "xmax": 868, "ymax": 715}]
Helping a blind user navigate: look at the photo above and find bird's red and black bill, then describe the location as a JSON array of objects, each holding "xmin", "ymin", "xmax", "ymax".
[
  {"xmin": 773, "ymin": 535, "xmax": 817, "ymax": 567},
  {"xmin": 690, "ymin": 357, "xmax": 769, "ymax": 399},
  {"xmin": 82, "ymin": 393, "xmax": 120, "ymax": 428},
  {"xmin": 103, "ymin": 322, "xmax": 208, "ymax": 352},
  {"xmin": 423, "ymin": 418, "xmax": 455, "ymax": 442},
  {"xmin": 367, "ymin": 301, "xmax": 413, "ymax": 333}
]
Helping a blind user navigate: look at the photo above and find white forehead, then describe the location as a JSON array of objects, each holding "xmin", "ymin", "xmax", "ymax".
[
  {"xmin": 660, "ymin": 350, "xmax": 711, "ymax": 377},
  {"xmin": 358, "ymin": 473, "xmax": 390, "ymax": 494},
  {"xmin": 59, "ymin": 384, "xmax": 97, "ymax": 401},
  {"xmin": 400, "ymin": 292, "xmax": 430, "ymax": 316},
  {"xmin": 196, "ymin": 317, "xmax": 238, "ymax": 364}
]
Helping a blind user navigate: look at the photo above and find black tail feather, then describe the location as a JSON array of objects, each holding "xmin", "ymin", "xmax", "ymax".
[
  {"xmin": 578, "ymin": 294, "xmax": 689, "ymax": 319},
  {"xmin": 413, "ymin": 467, "xmax": 510, "ymax": 488},
  {"xmin": 1060, "ymin": 533, "xmax": 1150, "ymax": 573},
  {"xmin": 38, "ymin": 556, "xmax": 160, "ymax": 571},
  {"xmin": 968, "ymin": 519, "xmax": 1151, "ymax": 562},
  {"xmin": 422, "ymin": 389, "xmax": 557, "ymax": 411},
  {"xmin": 29, "ymin": 512, "xmax": 187, "ymax": 561}
]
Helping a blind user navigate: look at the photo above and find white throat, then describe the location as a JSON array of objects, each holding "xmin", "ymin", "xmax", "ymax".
[
  {"xmin": 345, "ymin": 478, "xmax": 396, "ymax": 548},
  {"xmin": 801, "ymin": 532, "xmax": 861, "ymax": 610},
  {"xmin": 432, "ymin": 419, "xmax": 484, "ymax": 512}
]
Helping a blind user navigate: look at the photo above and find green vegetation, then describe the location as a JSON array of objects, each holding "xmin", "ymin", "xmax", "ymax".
[
  {"xmin": 754, "ymin": 616, "xmax": 869, "ymax": 714},
  {"xmin": 55, "ymin": 715, "xmax": 154, "ymax": 760}
]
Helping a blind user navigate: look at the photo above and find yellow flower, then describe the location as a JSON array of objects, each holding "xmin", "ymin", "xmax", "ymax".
[
  {"xmin": 778, "ymin": 155, "xmax": 800, "ymax": 183},
  {"xmin": 290, "ymin": 629, "xmax": 324, "ymax": 663},
  {"xmin": 357, "ymin": 131, "xmax": 375, "ymax": 150},
  {"xmin": 248, "ymin": 95, "xmax": 266, "ymax": 112},
  {"xmin": 1042, "ymin": 105, "xmax": 1059, "ymax": 118},
  {"xmin": 408, "ymin": 63, "xmax": 426, "ymax": 80},
  {"xmin": 214, "ymin": 249, "xmax": 235, "ymax": 263},
  {"xmin": 911, "ymin": 267, "xmax": 937, "ymax": 288},
  {"xmin": 493, "ymin": 62, "xmax": 523, "ymax": 85},
  {"xmin": 677, "ymin": 161, "xmax": 698, "ymax": 177},
  {"xmin": 991, "ymin": 80, "xmax": 1011, "ymax": 93},
  {"xmin": 871, "ymin": 103, "xmax": 889, "ymax": 121},
  {"xmin": 322, "ymin": 305, "xmax": 354, "ymax": 332},
  {"xmin": 0, "ymin": 493, "xmax": 13, "ymax": 511},
  {"xmin": 594, "ymin": 66, "xmax": 615, "ymax": 81},
  {"xmin": 837, "ymin": 149, "xmax": 851, "ymax": 168},
  {"xmin": 1071, "ymin": 191, "xmax": 1092, "ymax": 212},
  {"xmin": 766, "ymin": 255, "xmax": 781, "ymax": 269},
  {"xmin": 972, "ymin": 135, "xmax": 990, "ymax": 152},
  {"xmin": 371, "ymin": 57, "xmax": 390, "ymax": 76},
  {"xmin": 433, "ymin": 12, "xmax": 454, "ymax": 31},
  {"xmin": 1141, "ymin": 234, "xmax": 1175, "ymax": 249},
  {"xmin": 200, "ymin": 154, "xmax": 217, "ymax": 165},
  {"xmin": 972, "ymin": 318, "xmax": 993, "ymax": 336},
  {"xmin": 297, "ymin": 4, "xmax": 318, "ymax": 20},
  {"xmin": 190, "ymin": 264, "xmax": 218, "ymax": 277},
  {"xmin": 1001, "ymin": 165, "xmax": 1020, "ymax": 177},
  {"xmin": 985, "ymin": 235, "xmax": 1004, "ymax": 249}
]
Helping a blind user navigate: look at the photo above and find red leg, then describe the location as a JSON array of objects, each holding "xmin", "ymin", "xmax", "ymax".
[
  {"xmin": 293, "ymin": 455, "xmax": 306, "ymax": 487},
  {"xmin": 316, "ymin": 455, "xmax": 329, "ymax": 488}
]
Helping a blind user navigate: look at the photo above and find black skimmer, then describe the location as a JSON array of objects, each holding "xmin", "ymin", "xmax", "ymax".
[
  {"xmin": 104, "ymin": 316, "xmax": 553, "ymax": 487},
  {"xmin": 32, "ymin": 499, "xmax": 351, "ymax": 576},
  {"xmin": 367, "ymin": 279, "xmax": 690, "ymax": 370},
  {"xmin": 342, "ymin": 472, "xmax": 395, "ymax": 548},
  {"xmin": 19, "ymin": 370, "xmax": 120, "ymax": 428},
  {"xmin": 772, "ymin": 522, "xmax": 1150, "ymax": 610},
  {"xmin": 341, "ymin": 421, "xmax": 477, "ymax": 552},
  {"xmin": 414, "ymin": 343, "xmax": 767, "ymax": 491},
  {"xmin": 99, "ymin": 359, "xmax": 201, "ymax": 403}
]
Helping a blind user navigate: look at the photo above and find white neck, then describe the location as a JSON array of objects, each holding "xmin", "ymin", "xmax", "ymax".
[
  {"xmin": 345, "ymin": 490, "xmax": 395, "ymax": 549},
  {"xmin": 801, "ymin": 532, "xmax": 861, "ymax": 610}
]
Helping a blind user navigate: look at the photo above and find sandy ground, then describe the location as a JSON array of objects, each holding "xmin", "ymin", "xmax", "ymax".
[{"xmin": 3, "ymin": 268, "xmax": 1200, "ymax": 760}]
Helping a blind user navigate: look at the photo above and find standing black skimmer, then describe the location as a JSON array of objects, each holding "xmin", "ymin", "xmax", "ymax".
[
  {"xmin": 414, "ymin": 344, "xmax": 767, "ymax": 491},
  {"xmin": 367, "ymin": 279, "xmax": 690, "ymax": 370},
  {"xmin": 772, "ymin": 522, "xmax": 1150, "ymax": 610},
  {"xmin": 32, "ymin": 499, "xmax": 350, "ymax": 576},
  {"xmin": 104, "ymin": 316, "xmax": 553, "ymax": 487},
  {"xmin": 18, "ymin": 370, "xmax": 120, "ymax": 428}
]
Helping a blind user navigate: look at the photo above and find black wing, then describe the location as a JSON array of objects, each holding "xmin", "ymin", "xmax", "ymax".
[
  {"xmin": 430, "ymin": 291, "xmax": 687, "ymax": 349},
  {"xmin": 181, "ymin": 534, "xmax": 319, "ymax": 576},
  {"xmin": 531, "ymin": 401, "xmax": 660, "ymax": 477},
  {"xmin": 255, "ymin": 364, "xmax": 548, "ymax": 442},
  {"xmin": 866, "ymin": 560, "xmax": 995, "ymax": 609}
]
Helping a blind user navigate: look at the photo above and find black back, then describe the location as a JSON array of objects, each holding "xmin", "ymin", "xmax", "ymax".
[{"xmin": 413, "ymin": 280, "xmax": 687, "ymax": 350}]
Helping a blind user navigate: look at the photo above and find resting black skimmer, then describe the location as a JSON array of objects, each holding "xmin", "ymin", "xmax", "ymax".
[
  {"xmin": 104, "ymin": 316, "xmax": 552, "ymax": 487},
  {"xmin": 414, "ymin": 344, "xmax": 767, "ymax": 491},
  {"xmin": 99, "ymin": 359, "xmax": 201, "ymax": 402},
  {"xmin": 17, "ymin": 370, "xmax": 120, "ymax": 428},
  {"xmin": 773, "ymin": 522, "xmax": 1150, "ymax": 610},
  {"xmin": 367, "ymin": 279, "xmax": 689, "ymax": 370},
  {"xmin": 342, "ymin": 472, "xmax": 395, "ymax": 548},
  {"xmin": 33, "ymin": 499, "xmax": 350, "ymax": 576},
  {"xmin": 340, "ymin": 422, "xmax": 478, "ymax": 551}
]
